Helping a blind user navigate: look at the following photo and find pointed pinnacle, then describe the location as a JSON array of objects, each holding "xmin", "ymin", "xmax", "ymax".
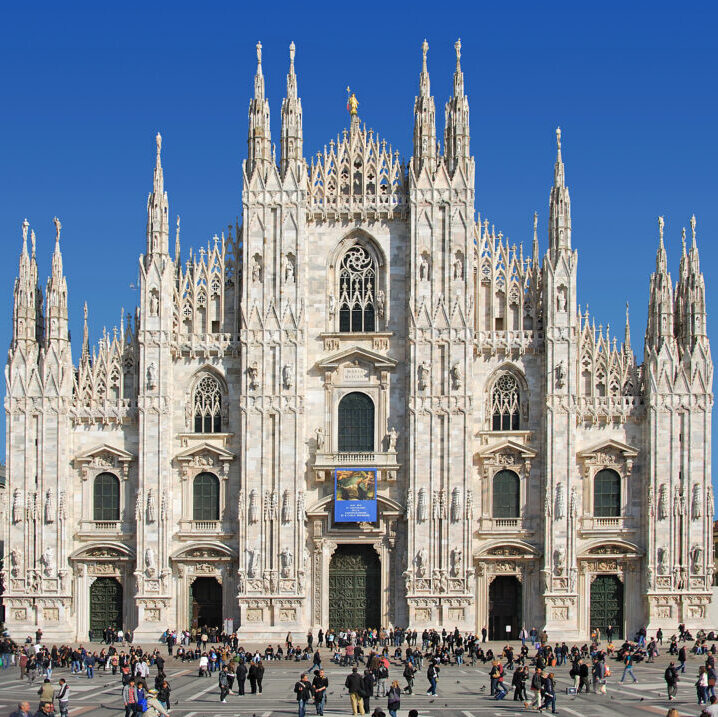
[
  {"xmin": 156, "ymin": 132, "xmax": 162, "ymax": 162},
  {"xmin": 289, "ymin": 41, "xmax": 295, "ymax": 71},
  {"xmin": 691, "ymin": 214, "xmax": 697, "ymax": 247},
  {"xmin": 681, "ymin": 227, "xmax": 687, "ymax": 256},
  {"xmin": 256, "ymin": 41, "xmax": 262, "ymax": 68},
  {"xmin": 422, "ymin": 39, "xmax": 429, "ymax": 72},
  {"xmin": 658, "ymin": 216, "xmax": 665, "ymax": 245},
  {"xmin": 454, "ymin": 38, "xmax": 462, "ymax": 70}
]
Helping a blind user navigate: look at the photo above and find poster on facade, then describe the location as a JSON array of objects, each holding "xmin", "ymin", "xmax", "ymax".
[{"xmin": 334, "ymin": 468, "xmax": 377, "ymax": 522}]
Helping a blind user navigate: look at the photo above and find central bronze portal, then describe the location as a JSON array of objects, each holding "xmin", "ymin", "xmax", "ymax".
[{"xmin": 328, "ymin": 544, "xmax": 380, "ymax": 630}]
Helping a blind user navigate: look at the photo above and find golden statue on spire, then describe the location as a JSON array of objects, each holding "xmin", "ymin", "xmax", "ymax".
[{"xmin": 346, "ymin": 86, "xmax": 359, "ymax": 116}]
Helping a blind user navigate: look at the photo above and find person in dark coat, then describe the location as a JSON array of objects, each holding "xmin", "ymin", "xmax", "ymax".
[
  {"xmin": 512, "ymin": 665, "xmax": 528, "ymax": 703},
  {"xmin": 362, "ymin": 669, "xmax": 375, "ymax": 713},
  {"xmin": 235, "ymin": 660, "xmax": 247, "ymax": 695},
  {"xmin": 248, "ymin": 661, "xmax": 260, "ymax": 694}
]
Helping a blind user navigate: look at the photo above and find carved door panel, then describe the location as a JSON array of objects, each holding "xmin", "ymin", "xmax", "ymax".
[
  {"xmin": 329, "ymin": 545, "xmax": 380, "ymax": 630},
  {"xmin": 590, "ymin": 574, "xmax": 624, "ymax": 639},
  {"xmin": 89, "ymin": 577, "xmax": 123, "ymax": 641}
]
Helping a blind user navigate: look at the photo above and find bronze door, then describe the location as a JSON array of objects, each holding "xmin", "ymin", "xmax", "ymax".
[
  {"xmin": 329, "ymin": 545, "xmax": 380, "ymax": 630},
  {"xmin": 590, "ymin": 574, "xmax": 624, "ymax": 639},
  {"xmin": 89, "ymin": 577, "xmax": 123, "ymax": 641},
  {"xmin": 190, "ymin": 577, "xmax": 222, "ymax": 629},
  {"xmin": 489, "ymin": 575, "xmax": 521, "ymax": 640}
]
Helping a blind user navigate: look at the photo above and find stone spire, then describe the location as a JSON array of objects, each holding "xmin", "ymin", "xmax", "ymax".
[
  {"xmin": 174, "ymin": 215, "xmax": 181, "ymax": 267},
  {"xmin": 81, "ymin": 301, "xmax": 90, "ymax": 363},
  {"xmin": 548, "ymin": 128, "xmax": 572, "ymax": 255},
  {"xmin": 247, "ymin": 41, "xmax": 272, "ymax": 175},
  {"xmin": 45, "ymin": 217, "xmax": 69, "ymax": 344},
  {"xmin": 412, "ymin": 39, "xmax": 436, "ymax": 174},
  {"xmin": 624, "ymin": 302, "xmax": 632, "ymax": 356},
  {"xmin": 12, "ymin": 218, "xmax": 42, "ymax": 347},
  {"xmin": 645, "ymin": 216, "xmax": 674, "ymax": 353},
  {"xmin": 280, "ymin": 41, "xmax": 304, "ymax": 178},
  {"xmin": 675, "ymin": 214, "xmax": 707, "ymax": 351},
  {"xmin": 444, "ymin": 39, "xmax": 470, "ymax": 175},
  {"xmin": 146, "ymin": 132, "xmax": 169, "ymax": 257}
]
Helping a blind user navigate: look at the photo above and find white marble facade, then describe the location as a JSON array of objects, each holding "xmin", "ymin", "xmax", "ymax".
[{"xmin": 2, "ymin": 41, "xmax": 713, "ymax": 641}]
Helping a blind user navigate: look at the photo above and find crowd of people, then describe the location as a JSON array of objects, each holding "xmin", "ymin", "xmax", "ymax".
[{"xmin": 3, "ymin": 622, "xmax": 718, "ymax": 716}]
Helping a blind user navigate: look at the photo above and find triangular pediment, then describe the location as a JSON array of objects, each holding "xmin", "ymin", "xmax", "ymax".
[
  {"xmin": 476, "ymin": 439, "xmax": 537, "ymax": 459},
  {"xmin": 175, "ymin": 441, "xmax": 235, "ymax": 463},
  {"xmin": 74, "ymin": 443, "xmax": 134, "ymax": 465},
  {"xmin": 577, "ymin": 438, "xmax": 639, "ymax": 459},
  {"xmin": 316, "ymin": 345, "xmax": 398, "ymax": 370}
]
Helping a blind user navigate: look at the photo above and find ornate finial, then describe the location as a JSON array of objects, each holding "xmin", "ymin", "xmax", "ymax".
[
  {"xmin": 84, "ymin": 301, "xmax": 88, "ymax": 320},
  {"xmin": 53, "ymin": 216, "xmax": 62, "ymax": 243},
  {"xmin": 422, "ymin": 39, "xmax": 429, "ymax": 71},
  {"xmin": 22, "ymin": 218, "xmax": 29, "ymax": 245},
  {"xmin": 454, "ymin": 38, "xmax": 462, "ymax": 68},
  {"xmin": 31, "ymin": 229, "xmax": 36, "ymax": 257},
  {"xmin": 533, "ymin": 211, "xmax": 538, "ymax": 232},
  {"xmin": 256, "ymin": 41, "xmax": 262, "ymax": 66},
  {"xmin": 556, "ymin": 127, "xmax": 562, "ymax": 151},
  {"xmin": 156, "ymin": 132, "xmax": 162, "ymax": 158},
  {"xmin": 346, "ymin": 86, "xmax": 359, "ymax": 116},
  {"xmin": 176, "ymin": 215, "xmax": 180, "ymax": 231},
  {"xmin": 658, "ymin": 215, "xmax": 664, "ymax": 242},
  {"xmin": 690, "ymin": 213, "xmax": 697, "ymax": 244},
  {"xmin": 681, "ymin": 226, "xmax": 687, "ymax": 254},
  {"xmin": 289, "ymin": 41, "xmax": 295, "ymax": 69}
]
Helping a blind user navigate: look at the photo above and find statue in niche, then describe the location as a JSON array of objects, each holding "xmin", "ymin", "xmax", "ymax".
[
  {"xmin": 450, "ymin": 548, "xmax": 463, "ymax": 577},
  {"xmin": 453, "ymin": 254, "xmax": 463, "ymax": 280},
  {"xmin": 282, "ymin": 364, "xmax": 293, "ymax": 390},
  {"xmin": 12, "ymin": 489, "xmax": 23, "ymax": 524},
  {"xmin": 554, "ymin": 547, "xmax": 565, "ymax": 576},
  {"xmin": 451, "ymin": 487, "xmax": 463, "ymax": 523},
  {"xmin": 315, "ymin": 427, "xmax": 325, "ymax": 452},
  {"xmin": 10, "ymin": 548, "xmax": 22, "ymax": 577},
  {"xmin": 692, "ymin": 483, "xmax": 703, "ymax": 519},
  {"xmin": 387, "ymin": 426, "xmax": 398, "ymax": 452},
  {"xmin": 283, "ymin": 254, "xmax": 295, "ymax": 283},
  {"xmin": 418, "ymin": 362, "xmax": 429, "ymax": 391},
  {"xmin": 417, "ymin": 488, "xmax": 428, "ymax": 522},
  {"xmin": 416, "ymin": 549, "xmax": 428, "ymax": 577},
  {"xmin": 281, "ymin": 490, "xmax": 291, "ymax": 524},
  {"xmin": 251, "ymin": 256, "xmax": 262, "ymax": 283},
  {"xmin": 247, "ymin": 548, "xmax": 260, "ymax": 578},
  {"xmin": 419, "ymin": 253, "xmax": 430, "ymax": 281},
  {"xmin": 45, "ymin": 489, "xmax": 55, "ymax": 524},
  {"xmin": 328, "ymin": 294, "xmax": 336, "ymax": 317},
  {"xmin": 280, "ymin": 548, "xmax": 293, "ymax": 578},
  {"xmin": 41, "ymin": 547, "xmax": 55, "ymax": 577},
  {"xmin": 247, "ymin": 362, "xmax": 259, "ymax": 391},
  {"xmin": 248, "ymin": 490, "xmax": 259, "ymax": 524},
  {"xmin": 376, "ymin": 290, "xmax": 385, "ymax": 318},
  {"xmin": 149, "ymin": 290, "xmax": 159, "ymax": 317},
  {"xmin": 658, "ymin": 484, "xmax": 668, "ymax": 520},
  {"xmin": 145, "ymin": 547, "xmax": 156, "ymax": 575},
  {"xmin": 450, "ymin": 363, "xmax": 463, "ymax": 390},
  {"xmin": 146, "ymin": 362, "xmax": 158, "ymax": 391},
  {"xmin": 657, "ymin": 546, "xmax": 667, "ymax": 575},
  {"xmin": 555, "ymin": 361, "xmax": 566, "ymax": 389},
  {"xmin": 691, "ymin": 545, "xmax": 703, "ymax": 574},
  {"xmin": 146, "ymin": 489, "xmax": 156, "ymax": 523},
  {"xmin": 555, "ymin": 483, "xmax": 565, "ymax": 520},
  {"xmin": 557, "ymin": 286, "xmax": 567, "ymax": 312}
]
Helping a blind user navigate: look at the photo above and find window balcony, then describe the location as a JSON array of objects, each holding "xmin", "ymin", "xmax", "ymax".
[
  {"xmin": 190, "ymin": 520, "xmax": 220, "ymax": 532},
  {"xmin": 313, "ymin": 451, "xmax": 400, "ymax": 482},
  {"xmin": 579, "ymin": 516, "xmax": 634, "ymax": 535},
  {"xmin": 75, "ymin": 520, "xmax": 124, "ymax": 539},
  {"xmin": 476, "ymin": 516, "xmax": 529, "ymax": 535},
  {"xmin": 175, "ymin": 519, "xmax": 233, "ymax": 541}
]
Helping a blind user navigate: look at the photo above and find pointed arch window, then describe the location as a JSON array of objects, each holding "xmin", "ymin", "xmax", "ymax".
[
  {"xmin": 93, "ymin": 473, "xmax": 120, "ymax": 521},
  {"xmin": 193, "ymin": 375, "xmax": 222, "ymax": 433},
  {"xmin": 491, "ymin": 373, "xmax": 520, "ymax": 430},
  {"xmin": 338, "ymin": 245, "xmax": 376, "ymax": 333}
]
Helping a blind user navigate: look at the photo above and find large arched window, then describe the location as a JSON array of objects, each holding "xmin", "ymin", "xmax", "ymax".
[
  {"xmin": 492, "ymin": 470, "xmax": 520, "ymax": 518},
  {"xmin": 193, "ymin": 472, "xmax": 220, "ymax": 521},
  {"xmin": 93, "ymin": 473, "xmax": 120, "ymax": 521},
  {"xmin": 338, "ymin": 245, "xmax": 376, "ymax": 333},
  {"xmin": 193, "ymin": 375, "xmax": 222, "ymax": 433},
  {"xmin": 594, "ymin": 469, "xmax": 620, "ymax": 517},
  {"xmin": 338, "ymin": 392, "xmax": 375, "ymax": 452},
  {"xmin": 491, "ymin": 373, "xmax": 520, "ymax": 431}
]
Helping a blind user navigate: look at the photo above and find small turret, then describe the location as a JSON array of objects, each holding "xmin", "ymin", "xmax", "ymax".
[
  {"xmin": 146, "ymin": 133, "xmax": 169, "ymax": 257},
  {"xmin": 412, "ymin": 39, "xmax": 436, "ymax": 174},
  {"xmin": 675, "ymin": 214, "xmax": 708, "ymax": 352},
  {"xmin": 548, "ymin": 128, "xmax": 572, "ymax": 256},
  {"xmin": 645, "ymin": 216, "xmax": 674, "ymax": 354},
  {"xmin": 12, "ymin": 219, "xmax": 42, "ymax": 348},
  {"xmin": 247, "ymin": 41, "xmax": 272, "ymax": 176},
  {"xmin": 280, "ymin": 41, "xmax": 304, "ymax": 178},
  {"xmin": 444, "ymin": 39, "xmax": 470, "ymax": 175}
]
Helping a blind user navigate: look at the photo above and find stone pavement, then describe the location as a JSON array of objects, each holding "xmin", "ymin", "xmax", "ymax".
[{"xmin": 0, "ymin": 642, "xmax": 711, "ymax": 717}]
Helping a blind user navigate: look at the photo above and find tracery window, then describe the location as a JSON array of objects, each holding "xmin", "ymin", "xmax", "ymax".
[
  {"xmin": 93, "ymin": 473, "xmax": 120, "ymax": 521},
  {"xmin": 193, "ymin": 472, "xmax": 220, "ymax": 521},
  {"xmin": 492, "ymin": 470, "xmax": 520, "ymax": 518},
  {"xmin": 338, "ymin": 245, "xmax": 376, "ymax": 333},
  {"xmin": 193, "ymin": 375, "xmax": 222, "ymax": 433},
  {"xmin": 338, "ymin": 392, "xmax": 375, "ymax": 452},
  {"xmin": 594, "ymin": 469, "xmax": 620, "ymax": 517},
  {"xmin": 491, "ymin": 374, "xmax": 520, "ymax": 430}
]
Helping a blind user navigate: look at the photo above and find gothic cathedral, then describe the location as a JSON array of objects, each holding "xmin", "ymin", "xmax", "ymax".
[{"xmin": 2, "ymin": 41, "xmax": 713, "ymax": 641}]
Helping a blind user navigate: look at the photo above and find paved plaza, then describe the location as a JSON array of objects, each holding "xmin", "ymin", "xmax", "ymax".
[{"xmin": 0, "ymin": 642, "xmax": 712, "ymax": 717}]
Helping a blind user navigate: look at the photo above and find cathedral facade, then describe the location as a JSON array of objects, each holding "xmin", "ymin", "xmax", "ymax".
[{"xmin": 2, "ymin": 41, "xmax": 713, "ymax": 641}]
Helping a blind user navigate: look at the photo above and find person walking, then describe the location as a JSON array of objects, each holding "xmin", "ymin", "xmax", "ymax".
[
  {"xmin": 512, "ymin": 665, "xmax": 528, "ymax": 703},
  {"xmin": 294, "ymin": 672, "xmax": 313, "ymax": 717},
  {"xmin": 144, "ymin": 688, "xmax": 170, "ymax": 717},
  {"xmin": 312, "ymin": 669, "xmax": 328, "ymax": 715},
  {"xmin": 55, "ymin": 679, "xmax": 69, "ymax": 717},
  {"xmin": 664, "ymin": 661, "xmax": 679, "ymax": 701},
  {"xmin": 541, "ymin": 672, "xmax": 557, "ymax": 714},
  {"xmin": 387, "ymin": 680, "xmax": 401, "ymax": 717},
  {"xmin": 345, "ymin": 667, "xmax": 365, "ymax": 715},
  {"xmin": 37, "ymin": 678, "xmax": 54, "ymax": 711},
  {"xmin": 697, "ymin": 666, "xmax": 709, "ymax": 706},
  {"xmin": 403, "ymin": 661, "xmax": 416, "ymax": 694},
  {"xmin": 362, "ymin": 668, "xmax": 375, "ymax": 713},
  {"xmin": 620, "ymin": 652, "xmax": 638, "ymax": 684},
  {"xmin": 122, "ymin": 678, "xmax": 139, "ymax": 717},
  {"xmin": 529, "ymin": 667, "xmax": 543, "ymax": 710},
  {"xmin": 84, "ymin": 652, "xmax": 96, "ymax": 679},
  {"xmin": 426, "ymin": 661, "xmax": 439, "ymax": 696},
  {"xmin": 219, "ymin": 666, "xmax": 231, "ymax": 703},
  {"xmin": 678, "ymin": 645, "xmax": 687, "ymax": 673}
]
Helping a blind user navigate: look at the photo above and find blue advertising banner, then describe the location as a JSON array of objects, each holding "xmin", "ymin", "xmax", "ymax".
[{"xmin": 334, "ymin": 468, "xmax": 377, "ymax": 522}]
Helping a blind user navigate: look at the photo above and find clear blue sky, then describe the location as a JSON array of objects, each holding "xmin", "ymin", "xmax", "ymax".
[{"xmin": 1, "ymin": 1, "xmax": 716, "ymax": 478}]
